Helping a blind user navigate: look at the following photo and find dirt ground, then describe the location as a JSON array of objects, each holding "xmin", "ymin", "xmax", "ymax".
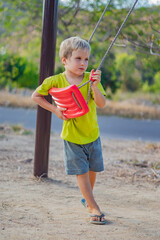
[{"xmin": 0, "ymin": 125, "xmax": 160, "ymax": 240}]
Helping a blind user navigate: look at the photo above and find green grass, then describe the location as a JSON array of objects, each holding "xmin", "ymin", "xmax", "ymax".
[
  {"xmin": 11, "ymin": 125, "xmax": 23, "ymax": 133},
  {"xmin": 0, "ymin": 134, "xmax": 6, "ymax": 139},
  {"xmin": 10, "ymin": 124, "xmax": 33, "ymax": 135},
  {"xmin": 22, "ymin": 129, "xmax": 33, "ymax": 135}
]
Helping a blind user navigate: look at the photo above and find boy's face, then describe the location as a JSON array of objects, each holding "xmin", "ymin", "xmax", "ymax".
[{"xmin": 62, "ymin": 49, "xmax": 90, "ymax": 76}]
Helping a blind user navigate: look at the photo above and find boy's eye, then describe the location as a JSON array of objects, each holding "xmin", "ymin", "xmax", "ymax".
[{"xmin": 75, "ymin": 57, "xmax": 89, "ymax": 61}]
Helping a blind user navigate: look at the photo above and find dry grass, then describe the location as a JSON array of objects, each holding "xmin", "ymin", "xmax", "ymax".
[
  {"xmin": 97, "ymin": 100, "xmax": 160, "ymax": 119},
  {"xmin": 0, "ymin": 90, "xmax": 36, "ymax": 109},
  {"xmin": 1, "ymin": 90, "xmax": 160, "ymax": 119},
  {"xmin": 112, "ymin": 91, "xmax": 160, "ymax": 105}
]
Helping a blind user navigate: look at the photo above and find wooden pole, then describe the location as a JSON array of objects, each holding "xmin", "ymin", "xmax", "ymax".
[{"xmin": 34, "ymin": 0, "xmax": 59, "ymax": 177}]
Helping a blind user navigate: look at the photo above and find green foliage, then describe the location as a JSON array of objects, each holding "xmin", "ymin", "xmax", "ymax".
[
  {"xmin": 0, "ymin": 1, "xmax": 160, "ymax": 93},
  {"xmin": 142, "ymin": 72, "xmax": 160, "ymax": 93},
  {"xmin": 116, "ymin": 53, "xmax": 141, "ymax": 91},
  {"xmin": 55, "ymin": 65, "xmax": 65, "ymax": 75},
  {"xmin": 0, "ymin": 52, "xmax": 39, "ymax": 89},
  {"xmin": 1, "ymin": 1, "xmax": 42, "ymax": 35},
  {"xmin": 142, "ymin": 81, "xmax": 150, "ymax": 92},
  {"xmin": 154, "ymin": 72, "xmax": 160, "ymax": 90},
  {"xmin": 16, "ymin": 60, "xmax": 39, "ymax": 89},
  {"xmin": 11, "ymin": 124, "xmax": 23, "ymax": 133},
  {"xmin": 138, "ymin": 54, "xmax": 160, "ymax": 85},
  {"xmin": 87, "ymin": 53, "xmax": 121, "ymax": 93},
  {"xmin": 22, "ymin": 129, "xmax": 33, "ymax": 135}
]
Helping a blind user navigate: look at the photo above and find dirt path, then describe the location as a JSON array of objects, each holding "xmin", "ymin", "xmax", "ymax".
[{"xmin": 0, "ymin": 127, "xmax": 160, "ymax": 240}]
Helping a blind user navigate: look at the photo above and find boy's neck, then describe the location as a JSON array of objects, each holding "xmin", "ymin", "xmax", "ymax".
[{"xmin": 64, "ymin": 71, "xmax": 84, "ymax": 86}]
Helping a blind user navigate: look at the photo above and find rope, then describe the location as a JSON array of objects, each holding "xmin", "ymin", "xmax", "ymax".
[
  {"xmin": 97, "ymin": 0, "xmax": 138, "ymax": 70},
  {"xmin": 88, "ymin": 0, "xmax": 112, "ymax": 44},
  {"xmin": 78, "ymin": 79, "xmax": 92, "ymax": 104},
  {"xmin": 79, "ymin": 0, "xmax": 138, "ymax": 105},
  {"xmin": 78, "ymin": 80, "xmax": 90, "ymax": 89},
  {"xmin": 78, "ymin": 1, "xmax": 113, "ymax": 104},
  {"xmin": 87, "ymin": 0, "xmax": 138, "ymax": 103},
  {"xmin": 87, "ymin": 81, "xmax": 93, "ymax": 104}
]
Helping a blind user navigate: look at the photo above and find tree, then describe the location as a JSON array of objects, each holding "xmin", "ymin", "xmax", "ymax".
[
  {"xmin": 116, "ymin": 53, "xmax": 141, "ymax": 91},
  {"xmin": 1, "ymin": 0, "xmax": 160, "ymax": 90},
  {"xmin": 0, "ymin": 53, "xmax": 39, "ymax": 89},
  {"xmin": 1, "ymin": 1, "xmax": 160, "ymax": 57}
]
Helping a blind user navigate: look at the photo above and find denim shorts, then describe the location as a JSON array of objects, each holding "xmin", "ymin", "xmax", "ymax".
[{"xmin": 63, "ymin": 137, "xmax": 104, "ymax": 175}]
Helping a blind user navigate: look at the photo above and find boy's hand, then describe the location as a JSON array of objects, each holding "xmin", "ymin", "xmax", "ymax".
[
  {"xmin": 90, "ymin": 69, "xmax": 101, "ymax": 87},
  {"xmin": 31, "ymin": 90, "xmax": 69, "ymax": 120},
  {"xmin": 54, "ymin": 106, "xmax": 68, "ymax": 120}
]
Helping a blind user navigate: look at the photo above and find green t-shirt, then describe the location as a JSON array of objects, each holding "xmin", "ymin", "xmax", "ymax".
[{"xmin": 36, "ymin": 72, "xmax": 106, "ymax": 144}]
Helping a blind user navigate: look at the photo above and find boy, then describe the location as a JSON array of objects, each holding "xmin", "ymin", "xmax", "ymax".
[{"xmin": 32, "ymin": 36, "xmax": 106, "ymax": 224}]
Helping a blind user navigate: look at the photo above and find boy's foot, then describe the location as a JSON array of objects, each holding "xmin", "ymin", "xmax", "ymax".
[
  {"xmin": 81, "ymin": 198, "xmax": 88, "ymax": 208},
  {"xmin": 81, "ymin": 199, "xmax": 106, "ymax": 224},
  {"xmin": 81, "ymin": 198, "xmax": 91, "ymax": 212},
  {"xmin": 90, "ymin": 213, "xmax": 106, "ymax": 225}
]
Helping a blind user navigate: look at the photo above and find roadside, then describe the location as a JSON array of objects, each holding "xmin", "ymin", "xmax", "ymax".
[{"xmin": 1, "ymin": 89, "xmax": 160, "ymax": 119}]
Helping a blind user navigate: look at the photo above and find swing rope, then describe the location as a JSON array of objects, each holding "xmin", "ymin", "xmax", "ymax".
[
  {"xmin": 49, "ymin": 0, "xmax": 139, "ymax": 118},
  {"xmin": 97, "ymin": 0, "xmax": 138, "ymax": 71},
  {"xmin": 88, "ymin": 0, "xmax": 112, "ymax": 44},
  {"xmin": 84, "ymin": 0, "xmax": 139, "ymax": 104}
]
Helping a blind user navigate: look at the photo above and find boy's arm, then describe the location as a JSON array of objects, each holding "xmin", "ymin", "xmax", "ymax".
[
  {"xmin": 31, "ymin": 90, "xmax": 68, "ymax": 120},
  {"xmin": 90, "ymin": 70, "xmax": 106, "ymax": 108},
  {"xmin": 91, "ymin": 86, "xmax": 106, "ymax": 108}
]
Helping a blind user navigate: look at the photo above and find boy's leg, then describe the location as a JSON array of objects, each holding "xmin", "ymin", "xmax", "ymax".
[
  {"xmin": 81, "ymin": 171, "xmax": 96, "ymax": 209},
  {"xmin": 77, "ymin": 171, "xmax": 102, "ymax": 216},
  {"xmin": 89, "ymin": 170, "xmax": 96, "ymax": 190}
]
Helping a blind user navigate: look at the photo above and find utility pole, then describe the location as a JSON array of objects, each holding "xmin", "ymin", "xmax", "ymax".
[{"xmin": 34, "ymin": 0, "xmax": 59, "ymax": 177}]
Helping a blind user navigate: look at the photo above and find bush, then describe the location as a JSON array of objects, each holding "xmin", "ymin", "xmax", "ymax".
[
  {"xmin": 87, "ymin": 52, "xmax": 121, "ymax": 94},
  {"xmin": 116, "ymin": 53, "xmax": 141, "ymax": 92},
  {"xmin": 142, "ymin": 72, "xmax": 160, "ymax": 93},
  {"xmin": 153, "ymin": 72, "xmax": 160, "ymax": 92},
  {"xmin": 0, "ymin": 52, "xmax": 39, "ymax": 89}
]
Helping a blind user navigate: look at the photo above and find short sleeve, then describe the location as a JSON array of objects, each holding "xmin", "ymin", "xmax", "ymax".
[
  {"xmin": 36, "ymin": 76, "xmax": 54, "ymax": 95},
  {"xmin": 97, "ymin": 82, "xmax": 106, "ymax": 96}
]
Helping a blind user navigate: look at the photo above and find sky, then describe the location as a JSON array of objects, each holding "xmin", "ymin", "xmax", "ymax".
[
  {"xmin": 149, "ymin": 0, "xmax": 160, "ymax": 3},
  {"xmin": 60, "ymin": 0, "xmax": 160, "ymax": 7}
]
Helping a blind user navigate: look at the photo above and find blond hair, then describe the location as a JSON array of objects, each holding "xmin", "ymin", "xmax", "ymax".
[{"xmin": 59, "ymin": 36, "xmax": 91, "ymax": 59}]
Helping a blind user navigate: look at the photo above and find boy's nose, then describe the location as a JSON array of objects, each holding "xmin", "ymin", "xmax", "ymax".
[{"xmin": 81, "ymin": 60, "xmax": 87, "ymax": 65}]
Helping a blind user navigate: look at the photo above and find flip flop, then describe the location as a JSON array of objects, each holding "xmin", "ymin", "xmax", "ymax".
[
  {"xmin": 81, "ymin": 198, "xmax": 88, "ymax": 208},
  {"xmin": 90, "ymin": 213, "xmax": 106, "ymax": 225}
]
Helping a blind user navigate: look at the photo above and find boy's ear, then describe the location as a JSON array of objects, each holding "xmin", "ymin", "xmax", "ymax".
[{"xmin": 61, "ymin": 57, "xmax": 66, "ymax": 65}]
